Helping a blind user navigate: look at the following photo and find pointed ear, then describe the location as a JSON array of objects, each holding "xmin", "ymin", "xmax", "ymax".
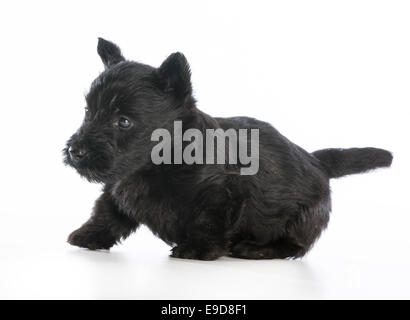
[
  {"xmin": 97, "ymin": 38, "xmax": 125, "ymax": 69},
  {"xmin": 156, "ymin": 52, "xmax": 192, "ymax": 98}
]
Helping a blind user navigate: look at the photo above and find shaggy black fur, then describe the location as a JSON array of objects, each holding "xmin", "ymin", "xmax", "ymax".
[{"xmin": 64, "ymin": 38, "xmax": 393, "ymax": 260}]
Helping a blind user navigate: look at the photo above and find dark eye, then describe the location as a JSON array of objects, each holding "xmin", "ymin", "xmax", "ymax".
[{"xmin": 116, "ymin": 116, "xmax": 132, "ymax": 129}]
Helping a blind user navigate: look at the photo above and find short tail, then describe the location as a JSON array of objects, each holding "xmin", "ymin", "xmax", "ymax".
[{"xmin": 312, "ymin": 147, "xmax": 393, "ymax": 179}]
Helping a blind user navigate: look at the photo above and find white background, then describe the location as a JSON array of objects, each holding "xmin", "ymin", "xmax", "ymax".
[{"xmin": 0, "ymin": 0, "xmax": 409, "ymax": 299}]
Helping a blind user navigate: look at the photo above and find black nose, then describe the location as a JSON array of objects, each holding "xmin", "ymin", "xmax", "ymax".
[{"xmin": 69, "ymin": 146, "xmax": 87, "ymax": 162}]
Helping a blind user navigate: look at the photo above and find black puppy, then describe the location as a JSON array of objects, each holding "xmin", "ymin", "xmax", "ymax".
[{"xmin": 64, "ymin": 38, "xmax": 392, "ymax": 260}]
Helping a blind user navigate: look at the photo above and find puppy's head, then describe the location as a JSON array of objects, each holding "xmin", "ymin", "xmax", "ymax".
[{"xmin": 63, "ymin": 38, "xmax": 194, "ymax": 183}]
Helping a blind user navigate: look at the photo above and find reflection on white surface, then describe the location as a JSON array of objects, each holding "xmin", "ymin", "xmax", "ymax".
[{"xmin": 1, "ymin": 205, "xmax": 410, "ymax": 300}]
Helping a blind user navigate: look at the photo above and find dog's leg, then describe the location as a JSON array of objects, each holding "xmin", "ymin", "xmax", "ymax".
[
  {"xmin": 229, "ymin": 239, "xmax": 306, "ymax": 259},
  {"xmin": 170, "ymin": 213, "xmax": 228, "ymax": 260},
  {"xmin": 171, "ymin": 240, "xmax": 227, "ymax": 261},
  {"xmin": 67, "ymin": 192, "xmax": 138, "ymax": 250},
  {"xmin": 170, "ymin": 187, "xmax": 233, "ymax": 261}
]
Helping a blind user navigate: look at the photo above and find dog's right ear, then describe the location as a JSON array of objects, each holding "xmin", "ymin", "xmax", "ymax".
[{"xmin": 97, "ymin": 38, "xmax": 125, "ymax": 69}]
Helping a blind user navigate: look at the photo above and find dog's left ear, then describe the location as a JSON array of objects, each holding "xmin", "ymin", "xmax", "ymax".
[
  {"xmin": 156, "ymin": 52, "xmax": 192, "ymax": 99},
  {"xmin": 97, "ymin": 38, "xmax": 125, "ymax": 69}
]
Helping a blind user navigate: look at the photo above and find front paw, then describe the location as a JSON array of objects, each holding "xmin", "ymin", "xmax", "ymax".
[
  {"xmin": 171, "ymin": 244, "xmax": 225, "ymax": 261},
  {"xmin": 67, "ymin": 225, "xmax": 116, "ymax": 250}
]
